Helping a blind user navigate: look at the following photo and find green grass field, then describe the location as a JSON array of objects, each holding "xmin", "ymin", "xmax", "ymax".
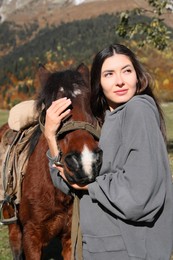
[
  {"xmin": 0, "ymin": 110, "xmax": 9, "ymax": 126},
  {"xmin": 163, "ymin": 103, "xmax": 173, "ymax": 141},
  {"xmin": 0, "ymin": 103, "xmax": 173, "ymax": 259},
  {"xmin": 0, "ymin": 110, "xmax": 12, "ymax": 260},
  {"xmin": 0, "ymin": 225, "xmax": 11, "ymax": 260}
]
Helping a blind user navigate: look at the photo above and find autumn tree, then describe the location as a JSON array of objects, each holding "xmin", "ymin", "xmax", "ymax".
[{"xmin": 116, "ymin": 0, "xmax": 173, "ymax": 50}]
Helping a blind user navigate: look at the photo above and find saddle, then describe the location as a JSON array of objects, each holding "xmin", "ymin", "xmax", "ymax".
[{"xmin": 0, "ymin": 124, "xmax": 38, "ymax": 224}]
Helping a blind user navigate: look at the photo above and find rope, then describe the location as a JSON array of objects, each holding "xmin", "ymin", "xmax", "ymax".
[{"xmin": 71, "ymin": 195, "xmax": 83, "ymax": 260}]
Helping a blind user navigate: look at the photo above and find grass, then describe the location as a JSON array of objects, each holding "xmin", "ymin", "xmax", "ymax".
[
  {"xmin": 0, "ymin": 225, "xmax": 11, "ymax": 260},
  {"xmin": 162, "ymin": 103, "xmax": 173, "ymax": 141},
  {"xmin": 162, "ymin": 103, "xmax": 173, "ymax": 174},
  {"xmin": 0, "ymin": 110, "xmax": 11, "ymax": 259},
  {"xmin": 0, "ymin": 103, "xmax": 173, "ymax": 259},
  {"xmin": 0, "ymin": 110, "xmax": 9, "ymax": 126}
]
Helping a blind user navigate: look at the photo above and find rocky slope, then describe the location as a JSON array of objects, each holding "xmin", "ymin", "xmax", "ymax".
[{"xmin": 0, "ymin": 0, "xmax": 172, "ymax": 29}]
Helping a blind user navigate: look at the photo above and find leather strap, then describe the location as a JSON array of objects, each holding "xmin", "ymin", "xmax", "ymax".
[
  {"xmin": 57, "ymin": 121, "xmax": 100, "ymax": 140},
  {"xmin": 39, "ymin": 114, "xmax": 101, "ymax": 140}
]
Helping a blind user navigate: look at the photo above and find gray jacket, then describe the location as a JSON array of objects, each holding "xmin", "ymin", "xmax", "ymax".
[{"xmin": 47, "ymin": 95, "xmax": 173, "ymax": 260}]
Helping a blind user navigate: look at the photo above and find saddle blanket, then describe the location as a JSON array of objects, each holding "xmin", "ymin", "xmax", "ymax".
[{"xmin": 0, "ymin": 125, "xmax": 38, "ymax": 204}]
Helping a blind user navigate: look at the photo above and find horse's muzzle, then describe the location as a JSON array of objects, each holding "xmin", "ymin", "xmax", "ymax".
[{"xmin": 64, "ymin": 148, "xmax": 102, "ymax": 185}]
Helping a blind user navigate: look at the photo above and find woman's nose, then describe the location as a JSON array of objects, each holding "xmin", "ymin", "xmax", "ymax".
[{"xmin": 115, "ymin": 74, "xmax": 124, "ymax": 87}]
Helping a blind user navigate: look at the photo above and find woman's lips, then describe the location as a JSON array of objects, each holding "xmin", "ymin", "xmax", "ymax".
[{"xmin": 114, "ymin": 89, "xmax": 128, "ymax": 95}]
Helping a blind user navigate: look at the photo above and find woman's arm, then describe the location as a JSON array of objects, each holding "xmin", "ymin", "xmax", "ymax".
[
  {"xmin": 46, "ymin": 150, "xmax": 73, "ymax": 195},
  {"xmin": 44, "ymin": 97, "xmax": 72, "ymax": 157},
  {"xmin": 44, "ymin": 98, "xmax": 72, "ymax": 193}
]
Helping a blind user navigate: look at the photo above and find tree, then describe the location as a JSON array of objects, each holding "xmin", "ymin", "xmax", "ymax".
[{"xmin": 116, "ymin": 0, "xmax": 173, "ymax": 50}]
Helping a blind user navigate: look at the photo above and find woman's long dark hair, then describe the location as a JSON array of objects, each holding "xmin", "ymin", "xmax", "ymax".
[{"xmin": 90, "ymin": 44, "xmax": 166, "ymax": 142}]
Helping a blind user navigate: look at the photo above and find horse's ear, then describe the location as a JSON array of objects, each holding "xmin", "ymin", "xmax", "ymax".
[
  {"xmin": 37, "ymin": 64, "xmax": 51, "ymax": 87},
  {"xmin": 77, "ymin": 63, "xmax": 90, "ymax": 86}
]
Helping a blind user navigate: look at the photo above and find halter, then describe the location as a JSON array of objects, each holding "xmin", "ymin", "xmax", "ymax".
[
  {"xmin": 57, "ymin": 120, "xmax": 100, "ymax": 140},
  {"xmin": 39, "ymin": 114, "xmax": 100, "ymax": 140},
  {"xmin": 39, "ymin": 113, "xmax": 101, "ymax": 166}
]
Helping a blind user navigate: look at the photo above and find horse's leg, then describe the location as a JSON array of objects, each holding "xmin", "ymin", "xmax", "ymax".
[
  {"xmin": 22, "ymin": 222, "xmax": 42, "ymax": 260},
  {"xmin": 8, "ymin": 223, "xmax": 24, "ymax": 260}
]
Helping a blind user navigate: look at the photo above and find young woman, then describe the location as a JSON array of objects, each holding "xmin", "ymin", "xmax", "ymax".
[{"xmin": 44, "ymin": 44, "xmax": 173, "ymax": 259}]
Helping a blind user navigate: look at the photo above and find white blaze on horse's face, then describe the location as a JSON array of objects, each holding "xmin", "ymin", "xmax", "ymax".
[
  {"xmin": 81, "ymin": 145, "xmax": 94, "ymax": 179},
  {"xmin": 59, "ymin": 87, "xmax": 64, "ymax": 92},
  {"xmin": 59, "ymin": 86, "xmax": 82, "ymax": 97},
  {"xmin": 72, "ymin": 83, "xmax": 82, "ymax": 97},
  {"xmin": 72, "ymin": 89, "xmax": 82, "ymax": 97}
]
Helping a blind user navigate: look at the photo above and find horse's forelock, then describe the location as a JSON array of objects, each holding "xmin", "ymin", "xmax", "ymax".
[{"xmin": 36, "ymin": 67, "xmax": 90, "ymax": 112}]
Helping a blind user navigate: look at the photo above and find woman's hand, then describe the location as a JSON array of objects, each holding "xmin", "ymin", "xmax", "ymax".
[
  {"xmin": 44, "ymin": 97, "xmax": 72, "ymax": 140},
  {"xmin": 44, "ymin": 97, "xmax": 72, "ymax": 157},
  {"xmin": 56, "ymin": 165, "xmax": 88, "ymax": 191}
]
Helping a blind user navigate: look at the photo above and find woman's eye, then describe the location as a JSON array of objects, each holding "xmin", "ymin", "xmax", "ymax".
[
  {"xmin": 105, "ymin": 72, "xmax": 113, "ymax": 77},
  {"xmin": 124, "ymin": 69, "xmax": 132, "ymax": 73}
]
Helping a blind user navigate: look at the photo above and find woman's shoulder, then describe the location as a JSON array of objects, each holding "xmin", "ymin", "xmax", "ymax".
[
  {"xmin": 127, "ymin": 95, "xmax": 155, "ymax": 109},
  {"xmin": 125, "ymin": 95, "xmax": 158, "ymax": 115},
  {"xmin": 123, "ymin": 95, "xmax": 159, "ymax": 123}
]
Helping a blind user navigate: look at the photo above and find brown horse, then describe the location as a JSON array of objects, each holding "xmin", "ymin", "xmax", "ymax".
[{"xmin": 0, "ymin": 64, "xmax": 102, "ymax": 259}]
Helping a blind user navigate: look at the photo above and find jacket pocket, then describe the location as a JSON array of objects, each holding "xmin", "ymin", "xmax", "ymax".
[{"xmin": 82, "ymin": 234, "xmax": 126, "ymax": 253}]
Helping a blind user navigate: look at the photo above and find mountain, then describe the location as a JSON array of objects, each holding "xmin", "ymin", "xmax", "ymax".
[
  {"xmin": 0, "ymin": 0, "xmax": 172, "ymax": 26},
  {"xmin": 0, "ymin": 0, "xmax": 172, "ymax": 58},
  {"xmin": 0, "ymin": 0, "xmax": 84, "ymax": 23},
  {"xmin": 0, "ymin": 0, "xmax": 173, "ymax": 27},
  {"xmin": 0, "ymin": 0, "xmax": 144, "ymax": 25},
  {"xmin": 0, "ymin": 0, "xmax": 172, "ymax": 52},
  {"xmin": 0, "ymin": 0, "xmax": 172, "ymax": 109}
]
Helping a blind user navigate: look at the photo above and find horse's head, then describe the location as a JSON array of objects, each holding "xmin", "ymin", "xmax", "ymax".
[{"xmin": 36, "ymin": 63, "xmax": 102, "ymax": 184}]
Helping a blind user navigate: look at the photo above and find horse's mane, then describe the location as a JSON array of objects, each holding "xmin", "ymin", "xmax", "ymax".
[{"xmin": 28, "ymin": 125, "xmax": 42, "ymax": 158}]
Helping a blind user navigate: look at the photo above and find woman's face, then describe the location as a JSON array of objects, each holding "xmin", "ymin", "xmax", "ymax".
[{"xmin": 101, "ymin": 53, "xmax": 138, "ymax": 111}]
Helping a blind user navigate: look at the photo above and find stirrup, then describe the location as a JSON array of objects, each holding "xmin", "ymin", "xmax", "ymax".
[{"xmin": 0, "ymin": 195, "xmax": 18, "ymax": 225}]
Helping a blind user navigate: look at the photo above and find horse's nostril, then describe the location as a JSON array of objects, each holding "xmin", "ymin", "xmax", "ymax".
[
  {"xmin": 93, "ymin": 148, "xmax": 103, "ymax": 174},
  {"xmin": 96, "ymin": 148, "xmax": 103, "ymax": 162},
  {"xmin": 64, "ymin": 153, "xmax": 80, "ymax": 171}
]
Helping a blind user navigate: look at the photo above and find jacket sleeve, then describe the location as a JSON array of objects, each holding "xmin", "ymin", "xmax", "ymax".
[
  {"xmin": 46, "ymin": 150, "xmax": 72, "ymax": 195},
  {"xmin": 88, "ymin": 101, "xmax": 168, "ymax": 222}
]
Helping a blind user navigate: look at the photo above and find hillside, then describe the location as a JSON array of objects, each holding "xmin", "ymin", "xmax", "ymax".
[
  {"xmin": 1, "ymin": 0, "xmax": 173, "ymax": 28},
  {"xmin": 1, "ymin": 0, "xmax": 152, "ymax": 27},
  {"xmin": 0, "ymin": 0, "xmax": 173, "ymax": 56},
  {"xmin": 0, "ymin": 0, "xmax": 172, "ymax": 109}
]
